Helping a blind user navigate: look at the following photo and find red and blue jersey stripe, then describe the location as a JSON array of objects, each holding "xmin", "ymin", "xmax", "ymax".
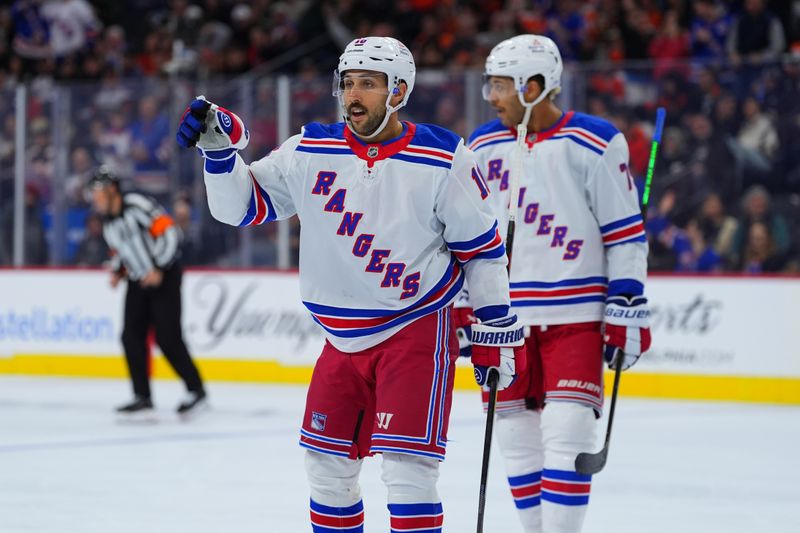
[
  {"xmin": 304, "ymin": 258, "xmax": 463, "ymax": 339},
  {"xmin": 296, "ymin": 122, "xmax": 459, "ymax": 170},
  {"xmin": 446, "ymin": 221, "xmax": 505, "ymax": 263},
  {"xmin": 468, "ymin": 120, "xmax": 516, "ymax": 152},
  {"xmin": 238, "ymin": 170, "xmax": 277, "ymax": 226},
  {"xmin": 370, "ymin": 307, "xmax": 452, "ymax": 460},
  {"xmin": 510, "ymin": 276, "xmax": 608, "ymax": 307},
  {"xmin": 600, "ymin": 214, "xmax": 646, "ymax": 247}
]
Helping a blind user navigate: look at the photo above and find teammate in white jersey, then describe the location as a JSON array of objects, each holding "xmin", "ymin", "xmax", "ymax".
[
  {"xmin": 176, "ymin": 36, "xmax": 525, "ymax": 533},
  {"xmin": 463, "ymin": 35, "xmax": 652, "ymax": 533}
]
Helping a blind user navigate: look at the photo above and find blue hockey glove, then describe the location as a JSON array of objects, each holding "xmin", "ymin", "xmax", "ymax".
[{"xmin": 176, "ymin": 96, "xmax": 249, "ymax": 161}]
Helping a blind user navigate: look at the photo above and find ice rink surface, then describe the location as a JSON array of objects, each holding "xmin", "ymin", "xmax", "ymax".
[{"xmin": 1, "ymin": 376, "xmax": 798, "ymax": 533}]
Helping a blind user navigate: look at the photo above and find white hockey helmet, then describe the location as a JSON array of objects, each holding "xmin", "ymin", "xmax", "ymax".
[
  {"xmin": 483, "ymin": 34, "xmax": 562, "ymax": 109},
  {"xmin": 333, "ymin": 36, "xmax": 416, "ymax": 139}
]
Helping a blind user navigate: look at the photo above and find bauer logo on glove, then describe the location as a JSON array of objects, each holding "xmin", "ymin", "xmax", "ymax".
[{"xmin": 603, "ymin": 294, "xmax": 652, "ymax": 370}]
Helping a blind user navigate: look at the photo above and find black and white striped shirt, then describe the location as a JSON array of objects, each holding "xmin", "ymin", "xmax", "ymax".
[{"xmin": 102, "ymin": 193, "xmax": 181, "ymax": 280}]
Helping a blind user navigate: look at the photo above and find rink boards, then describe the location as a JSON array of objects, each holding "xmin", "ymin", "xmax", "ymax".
[{"xmin": 1, "ymin": 269, "xmax": 798, "ymax": 404}]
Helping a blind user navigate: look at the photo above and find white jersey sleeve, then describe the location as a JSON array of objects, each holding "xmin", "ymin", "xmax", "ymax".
[
  {"xmin": 586, "ymin": 132, "xmax": 648, "ymax": 296},
  {"xmin": 436, "ymin": 142, "xmax": 510, "ymax": 319},
  {"xmin": 204, "ymin": 135, "xmax": 300, "ymax": 226}
]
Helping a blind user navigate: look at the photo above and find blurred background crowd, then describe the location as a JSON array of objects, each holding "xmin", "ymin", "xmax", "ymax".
[{"xmin": 1, "ymin": 0, "xmax": 799, "ymax": 273}]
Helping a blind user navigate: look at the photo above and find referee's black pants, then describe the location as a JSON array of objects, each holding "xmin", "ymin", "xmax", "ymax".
[{"xmin": 121, "ymin": 264, "xmax": 204, "ymax": 399}]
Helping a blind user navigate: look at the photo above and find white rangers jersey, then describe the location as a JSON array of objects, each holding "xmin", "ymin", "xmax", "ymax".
[
  {"xmin": 468, "ymin": 111, "xmax": 648, "ymax": 326},
  {"xmin": 204, "ymin": 121, "xmax": 510, "ymax": 352}
]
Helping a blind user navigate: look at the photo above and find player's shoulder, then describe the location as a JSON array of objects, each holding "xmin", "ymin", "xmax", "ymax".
[
  {"xmin": 295, "ymin": 122, "xmax": 348, "ymax": 155},
  {"xmin": 467, "ymin": 119, "xmax": 515, "ymax": 152},
  {"xmin": 563, "ymin": 112, "xmax": 621, "ymax": 144},
  {"xmin": 301, "ymin": 121, "xmax": 346, "ymax": 140},
  {"xmin": 409, "ymin": 122, "xmax": 462, "ymax": 154}
]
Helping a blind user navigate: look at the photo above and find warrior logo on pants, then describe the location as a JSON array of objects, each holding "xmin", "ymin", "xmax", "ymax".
[{"xmin": 376, "ymin": 412, "xmax": 394, "ymax": 430}]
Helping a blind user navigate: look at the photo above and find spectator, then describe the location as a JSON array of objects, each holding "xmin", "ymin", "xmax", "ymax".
[
  {"xmin": 11, "ymin": 0, "xmax": 51, "ymax": 61},
  {"xmin": 130, "ymin": 96, "xmax": 172, "ymax": 193},
  {"xmin": 731, "ymin": 185, "xmax": 791, "ymax": 265},
  {"xmin": 72, "ymin": 211, "xmax": 108, "ymax": 266},
  {"xmin": 648, "ymin": 9, "xmax": 690, "ymax": 79},
  {"xmin": 65, "ymin": 146, "xmax": 95, "ymax": 206},
  {"xmin": 40, "ymin": 0, "xmax": 100, "ymax": 58},
  {"xmin": 0, "ymin": 182, "xmax": 48, "ymax": 265},
  {"xmin": 689, "ymin": 0, "xmax": 730, "ymax": 61},
  {"xmin": 675, "ymin": 218, "xmax": 723, "ymax": 272},
  {"xmin": 172, "ymin": 195, "xmax": 202, "ymax": 265},
  {"xmin": 737, "ymin": 96, "xmax": 778, "ymax": 160},
  {"xmin": 740, "ymin": 221, "xmax": 787, "ymax": 272},
  {"xmin": 697, "ymin": 192, "xmax": 738, "ymax": 261},
  {"xmin": 727, "ymin": 0, "xmax": 786, "ymax": 65}
]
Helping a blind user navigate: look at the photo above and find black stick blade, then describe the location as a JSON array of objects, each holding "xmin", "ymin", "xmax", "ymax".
[{"xmin": 575, "ymin": 448, "xmax": 608, "ymax": 475}]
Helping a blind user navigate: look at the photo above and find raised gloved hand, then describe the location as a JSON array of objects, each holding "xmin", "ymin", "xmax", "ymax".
[
  {"xmin": 470, "ymin": 314, "xmax": 526, "ymax": 391},
  {"xmin": 176, "ymin": 96, "xmax": 249, "ymax": 162},
  {"xmin": 453, "ymin": 306, "xmax": 478, "ymax": 357},
  {"xmin": 603, "ymin": 295, "xmax": 651, "ymax": 371}
]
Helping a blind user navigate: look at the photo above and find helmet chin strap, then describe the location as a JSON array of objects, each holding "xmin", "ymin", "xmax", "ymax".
[
  {"xmin": 342, "ymin": 92, "xmax": 402, "ymax": 141},
  {"xmin": 515, "ymin": 82, "xmax": 548, "ymax": 138}
]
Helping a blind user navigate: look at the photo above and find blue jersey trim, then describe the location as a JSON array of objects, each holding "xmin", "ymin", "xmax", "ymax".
[
  {"xmin": 311, "ymin": 275, "xmax": 464, "ymax": 338},
  {"xmin": 511, "ymin": 295, "xmax": 606, "ymax": 307},
  {"xmin": 468, "ymin": 119, "xmax": 508, "ymax": 145},
  {"xmin": 302, "ymin": 122, "xmax": 346, "ymax": 139},
  {"xmin": 552, "ymin": 134, "xmax": 604, "ymax": 155},
  {"xmin": 411, "ymin": 123, "xmax": 461, "ymax": 153},
  {"xmin": 205, "ymin": 155, "xmax": 235, "ymax": 174},
  {"xmin": 296, "ymin": 146, "xmax": 352, "ymax": 156},
  {"xmin": 474, "ymin": 304, "xmax": 510, "ymax": 322},
  {"xmin": 304, "ymin": 257, "xmax": 459, "ymax": 318},
  {"xmin": 447, "ymin": 221, "xmax": 498, "ymax": 251},
  {"xmin": 510, "ymin": 277, "xmax": 608, "ymax": 289},
  {"xmin": 564, "ymin": 112, "xmax": 618, "ymax": 143},
  {"xmin": 608, "ymin": 279, "xmax": 645, "ymax": 297},
  {"xmin": 472, "ymin": 137, "xmax": 516, "ymax": 151},
  {"xmin": 600, "ymin": 214, "xmax": 642, "ymax": 233},
  {"xmin": 605, "ymin": 235, "xmax": 647, "ymax": 248},
  {"xmin": 390, "ymin": 153, "xmax": 452, "ymax": 169}
]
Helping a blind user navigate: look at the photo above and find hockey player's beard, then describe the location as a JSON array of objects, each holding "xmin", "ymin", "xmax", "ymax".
[{"xmin": 347, "ymin": 105, "xmax": 386, "ymax": 138}]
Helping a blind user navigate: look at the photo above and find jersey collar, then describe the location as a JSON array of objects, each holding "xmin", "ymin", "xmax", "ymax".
[
  {"xmin": 514, "ymin": 110, "xmax": 574, "ymax": 148},
  {"xmin": 344, "ymin": 121, "xmax": 417, "ymax": 168}
]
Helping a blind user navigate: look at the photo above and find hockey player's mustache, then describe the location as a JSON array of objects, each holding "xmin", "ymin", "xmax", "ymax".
[{"xmin": 347, "ymin": 104, "xmax": 368, "ymax": 116}]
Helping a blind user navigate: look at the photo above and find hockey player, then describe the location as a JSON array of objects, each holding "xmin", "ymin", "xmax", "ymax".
[
  {"xmin": 176, "ymin": 36, "xmax": 525, "ymax": 532},
  {"xmin": 464, "ymin": 35, "xmax": 652, "ymax": 532}
]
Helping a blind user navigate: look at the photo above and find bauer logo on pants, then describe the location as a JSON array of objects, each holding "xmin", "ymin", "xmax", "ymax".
[{"xmin": 311, "ymin": 412, "xmax": 327, "ymax": 431}]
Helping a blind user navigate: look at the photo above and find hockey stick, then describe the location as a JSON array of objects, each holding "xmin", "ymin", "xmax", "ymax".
[
  {"xmin": 476, "ymin": 101, "xmax": 535, "ymax": 533},
  {"xmin": 575, "ymin": 107, "xmax": 666, "ymax": 476}
]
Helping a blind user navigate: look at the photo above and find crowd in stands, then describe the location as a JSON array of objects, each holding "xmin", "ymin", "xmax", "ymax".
[{"xmin": 0, "ymin": 0, "xmax": 798, "ymax": 273}]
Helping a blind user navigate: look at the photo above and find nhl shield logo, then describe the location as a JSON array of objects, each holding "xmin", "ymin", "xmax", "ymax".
[
  {"xmin": 367, "ymin": 146, "xmax": 379, "ymax": 158},
  {"xmin": 311, "ymin": 412, "xmax": 327, "ymax": 432}
]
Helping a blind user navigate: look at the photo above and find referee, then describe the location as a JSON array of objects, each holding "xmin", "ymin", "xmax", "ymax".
[{"xmin": 89, "ymin": 167, "xmax": 207, "ymax": 418}]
